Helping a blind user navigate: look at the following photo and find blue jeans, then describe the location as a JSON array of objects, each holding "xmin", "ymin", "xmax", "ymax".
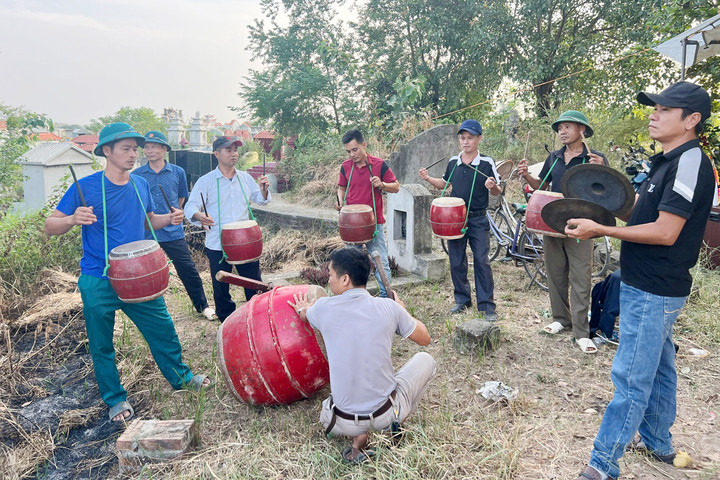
[
  {"xmin": 589, "ymin": 282, "xmax": 686, "ymax": 479},
  {"xmin": 360, "ymin": 224, "xmax": 391, "ymax": 298},
  {"xmin": 447, "ymin": 214, "xmax": 495, "ymax": 313}
]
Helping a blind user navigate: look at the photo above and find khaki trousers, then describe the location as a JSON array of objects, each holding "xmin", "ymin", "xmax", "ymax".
[{"xmin": 543, "ymin": 235, "xmax": 593, "ymax": 339}]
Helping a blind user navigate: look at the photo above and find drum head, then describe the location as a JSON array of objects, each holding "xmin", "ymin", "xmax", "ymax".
[
  {"xmin": 224, "ymin": 220, "xmax": 259, "ymax": 229},
  {"xmin": 109, "ymin": 240, "xmax": 159, "ymax": 259},
  {"xmin": 341, "ymin": 204, "xmax": 373, "ymax": 213},
  {"xmin": 541, "ymin": 198, "xmax": 616, "ymax": 236},
  {"xmin": 561, "ymin": 164, "xmax": 634, "ymax": 217},
  {"xmin": 432, "ymin": 197, "xmax": 465, "ymax": 207},
  {"xmin": 496, "ymin": 160, "xmax": 514, "ymax": 180}
]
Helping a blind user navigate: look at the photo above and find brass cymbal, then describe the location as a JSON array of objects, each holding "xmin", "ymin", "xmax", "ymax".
[
  {"xmin": 561, "ymin": 164, "xmax": 634, "ymax": 217},
  {"xmin": 541, "ymin": 198, "xmax": 616, "ymax": 236}
]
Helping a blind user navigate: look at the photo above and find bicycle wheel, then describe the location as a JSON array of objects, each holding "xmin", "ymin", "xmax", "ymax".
[
  {"xmin": 488, "ymin": 210, "xmax": 512, "ymax": 262},
  {"xmin": 518, "ymin": 230, "xmax": 548, "ymax": 291},
  {"xmin": 592, "ymin": 236, "xmax": 611, "ymax": 278}
]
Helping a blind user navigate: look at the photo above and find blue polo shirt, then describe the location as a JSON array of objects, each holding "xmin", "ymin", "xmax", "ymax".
[
  {"xmin": 56, "ymin": 171, "xmax": 156, "ymax": 278},
  {"xmin": 132, "ymin": 161, "xmax": 189, "ymax": 242}
]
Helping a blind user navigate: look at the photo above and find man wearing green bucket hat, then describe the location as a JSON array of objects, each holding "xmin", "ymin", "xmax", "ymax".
[
  {"xmin": 45, "ymin": 122, "xmax": 212, "ymax": 423},
  {"xmin": 134, "ymin": 130, "xmax": 216, "ymax": 321},
  {"xmin": 517, "ymin": 110, "xmax": 608, "ymax": 354}
]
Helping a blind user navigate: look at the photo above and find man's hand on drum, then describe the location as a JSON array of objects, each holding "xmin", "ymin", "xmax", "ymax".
[
  {"xmin": 565, "ymin": 218, "xmax": 602, "ymax": 240},
  {"xmin": 288, "ymin": 292, "xmax": 316, "ymax": 321},
  {"xmin": 587, "ymin": 152, "xmax": 604, "ymax": 165},
  {"xmin": 72, "ymin": 206, "xmax": 96, "ymax": 226}
]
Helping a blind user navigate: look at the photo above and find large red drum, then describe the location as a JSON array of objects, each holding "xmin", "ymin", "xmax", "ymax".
[
  {"xmin": 217, "ymin": 285, "xmax": 330, "ymax": 406},
  {"xmin": 430, "ymin": 197, "xmax": 467, "ymax": 240},
  {"xmin": 526, "ymin": 190, "xmax": 566, "ymax": 238},
  {"xmin": 221, "ymin": 220, "xmax": 263, "ymax": 264},
  {"xmin": 338, "ymin": 204, "xmax": 376, "ymax": 244},
  {"xmin": 108, "ymin": 240, "xmax": 170, "ymax": 303}
]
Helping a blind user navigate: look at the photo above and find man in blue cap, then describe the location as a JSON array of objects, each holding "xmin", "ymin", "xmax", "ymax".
[
  {"xmin": 45, "ymin": 122, "xmax": 211, "ymax": 423},
  {"xmin": 418, "ymin": 119, "xmax": 501, "ymax": 318},
  {"xmin": 567, "ymin": 82, "xmax": 715, "ymax": 480},
  {"xmin": 517, "ymin": 110, "xmax": 608, "ymax": 354},
  {"xmin": 133, "ymin": 131, "xmax": 216, "ymax": 320}
]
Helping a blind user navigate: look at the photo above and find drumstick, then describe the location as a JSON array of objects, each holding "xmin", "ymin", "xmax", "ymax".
[
  {"xmin": 370, "ymin": 250, "xmax": 395, "ymax": 302},
  {"xmin": 523, "ymin": 132, "xmax": 531, "ymax": 159},
  {"xmin": 263, "ymin": 152, "xmax": 266, "ymax": 176},
  {"xmin": 581, "ymin": 130, "xmax": 590, "ymax": 155},
  {"xmin": 424, "ymin": 156, "xmax": 449, "ymax": 170},
  {"xmin": 200, "ymin": 192, "xmax": 211, "ymax": 230},
  {"xmin": 158, "ymin": 185, "xmax": 175, "ymax": 212},
  {"xmin": 68, "ymin": 165, "xmax": 87, "ymax": 207}
]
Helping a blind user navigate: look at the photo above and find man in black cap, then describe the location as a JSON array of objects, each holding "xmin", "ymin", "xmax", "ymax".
[
  {"xmin": 134, "ymin": 131, "xmax": 216, "ymax": 320},
  {"xmin": 184, "ymin": 136, "xmax": 270, "ymax": 322},
  {"xmin": 418, "ymin": 119, "xmax": 501, "ymax": 318},
  {"xmin": 566, "ymin": 82, "xmax": 716, "ymax": 480}
]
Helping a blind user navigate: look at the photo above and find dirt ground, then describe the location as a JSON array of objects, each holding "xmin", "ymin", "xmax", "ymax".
[{"xmin": 1, "ymin": 238, "xmax": 719, "ymax": 479}]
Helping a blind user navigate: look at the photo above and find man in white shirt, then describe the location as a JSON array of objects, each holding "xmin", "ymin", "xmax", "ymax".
[{"xmin": 184, "ymin": 136, "xmax": 270, "ymax": 322}]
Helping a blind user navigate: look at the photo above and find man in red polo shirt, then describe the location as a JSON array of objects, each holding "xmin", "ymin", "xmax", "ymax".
[{"xmin": 336, "ymin": 129, "xmax": 400, "ymax": 297}]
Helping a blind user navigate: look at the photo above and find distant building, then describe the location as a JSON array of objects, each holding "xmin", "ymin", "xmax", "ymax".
[
  {"xmin": 71, "ymin": 134, "xmax": 99, "ymax": 153},
  {"xmin": 31, "ymin": 132, "xmax": 62, "ymax": 141},
  {"xmin": 16, "ymin": 142, "xmax": 94, "ymax": 212}
]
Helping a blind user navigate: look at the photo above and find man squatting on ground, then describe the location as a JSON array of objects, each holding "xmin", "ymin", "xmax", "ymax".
[
  {"xmin": 566, "ymin": 82, "xmax": 715, "ymax": 480},
  {"xmin": 418, "ymin": 119, "xmax": 501, "ymax": 319},
  {"xmin": 184, "ymin": 136, "xmax": 270, "ymax": 322},
  {"xmin": 44, "ymin": 123, "xmax": 211, "ymax": 423},
  {"xmin": 336, "ymin": 129, "xmax": 400, "ymax": 298},
  {"xmin": 289, "ymin": 247, "xmax": 436, "ymax": 464},
  {"xmin": 517, "ymin": 110, "xmax": 608, "ymax": 354},
  {"xmin": 133, "ymin": 130, "xmax": 216, "ymax": 321}
]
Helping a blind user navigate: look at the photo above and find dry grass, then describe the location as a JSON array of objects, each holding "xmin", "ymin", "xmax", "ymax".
[{"xmin": 261, "ymin": 229, "xmax": 345, "ymax": 272}]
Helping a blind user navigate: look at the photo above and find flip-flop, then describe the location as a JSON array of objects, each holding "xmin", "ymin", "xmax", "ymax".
[
  {"xmin": 187, "ymin": 374, "xmax": 214, "ymax": 391},
  {"xmin": 109, "ymin": 401, "xmax": 134, "ymax": 422},
  {"xmin": 543, "ymin": 321, "xmax": 565, "ymax": 335},
  {"xmin": 341, "ymin": 446, "xmax": 376, "ymax": 465},
  {"xmin": 577, "ymin": 337, "xmax": 598, "ymax": 354}
]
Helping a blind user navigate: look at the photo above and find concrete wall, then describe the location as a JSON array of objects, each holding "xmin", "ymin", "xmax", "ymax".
[
  {"xmin": 22, "ymin": 162, "xmax": 94, "ymax": 211},
  {"xmin": 388, "ymin": 124, "xmax": 458, "ymax": 186}
]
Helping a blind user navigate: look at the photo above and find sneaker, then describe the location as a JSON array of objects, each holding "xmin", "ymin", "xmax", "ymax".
[
  {"xmin": 202, "ymin": 307, "xmax": 217, "ymax": 320},
  {"xmin": 483, "ymin": 312, "xmax": 498, "ymax": 322},
  {"xmin": 449, "ymin": 302, "xmax": 472, "ymax": 314},
  {"xmin": 578, "ymin": 466, "xmax": 616, "ymax": 480}
]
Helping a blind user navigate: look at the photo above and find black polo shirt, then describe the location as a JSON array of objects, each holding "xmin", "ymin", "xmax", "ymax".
[
  {"xmin": 620, "ymin": 139, "xmax": 715, "ymax": 297},
  {"xmin": 538, "ymin": 145, "xmax": 608, "ymax": 193},
  {"xmin": 442, "ymin": 152, "xmax": 499, "ymax": 213}
]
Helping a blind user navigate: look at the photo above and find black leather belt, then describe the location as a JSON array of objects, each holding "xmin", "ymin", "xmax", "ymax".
[
  {"xmin": 325, "ymin": 391, "xmax": 396, "ymax": 435},
  {"xmin": 467, "ymin": 209, "xmax": 486, "ymax": 217}
]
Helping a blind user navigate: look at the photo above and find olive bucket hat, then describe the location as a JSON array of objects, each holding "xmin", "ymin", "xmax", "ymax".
[
  {"xmin": 94, "ymin": 122, "xmax": 146, "ymax": 156},
  {"xmin": 144, "ymin": 130, "xmax": 172, "ymax": 151},
  {"xmin": 551, "ymin": 110, "xmax": 594, "ymax": 138}
]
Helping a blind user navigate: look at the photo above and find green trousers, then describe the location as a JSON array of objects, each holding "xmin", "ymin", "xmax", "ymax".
[{"xmin": 78, "ymin": 274, "xmax": 194, "ymax": 408}]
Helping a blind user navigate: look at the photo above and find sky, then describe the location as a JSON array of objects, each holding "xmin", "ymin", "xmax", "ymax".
[{"xmin": 0, "ymin": 0, "xmax": 271, "ymax": 126}]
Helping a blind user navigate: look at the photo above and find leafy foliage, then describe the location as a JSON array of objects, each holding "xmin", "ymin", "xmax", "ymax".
[
  {"xmin": 0, "ymin": 104, "xmax": 54, "ymax": 210},
  {"xmin": 86, "ymin": 106, "xmax": 166, "ymax": 135}
]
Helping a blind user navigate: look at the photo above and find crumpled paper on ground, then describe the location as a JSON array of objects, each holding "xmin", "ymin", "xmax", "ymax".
[{"xmin": 479, "ymin": 381, "xmax": 518, "ymax": 402}]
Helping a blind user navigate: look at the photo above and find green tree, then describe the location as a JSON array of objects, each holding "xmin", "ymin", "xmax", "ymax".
[
  {"xmin": 86, "ymin": 106, "xmax": 166, "ymax": 135},
  {"xmin": 0, "ymin": 104, "xmax": 54, "ymax": 209},
  {"xmin": 355, "ymin": 0, "xmax": 507, "ymax": 123},
  {"xmin": 480, "ymin": 0, "xmax": 668, "ymax": 116},
  {"xmin": 238, "ymin": 0, "xmax": 359, "ymax": 136}
]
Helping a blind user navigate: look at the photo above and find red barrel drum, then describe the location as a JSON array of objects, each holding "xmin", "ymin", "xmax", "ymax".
[
  {"xmin": 217, "ymin": 285, "xmax": 330, "ymax": 406},
  {"xmin": 108, "ymin": 240, "xmax": 170, "ymax": 303},
  {"xmin": 338, "ymin": 204, "xmax": 376, "ymax": 244},
  {"xmin": 221, "ymin": 220, "xmax": 263, "ymax": 264},
  {"xmin": 526, "ymin": 190, "xmax": 566, "ymax": 238},
  {"xmin": 430, "ymin": 197, "xmax": 467, "ymax": 239}
]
